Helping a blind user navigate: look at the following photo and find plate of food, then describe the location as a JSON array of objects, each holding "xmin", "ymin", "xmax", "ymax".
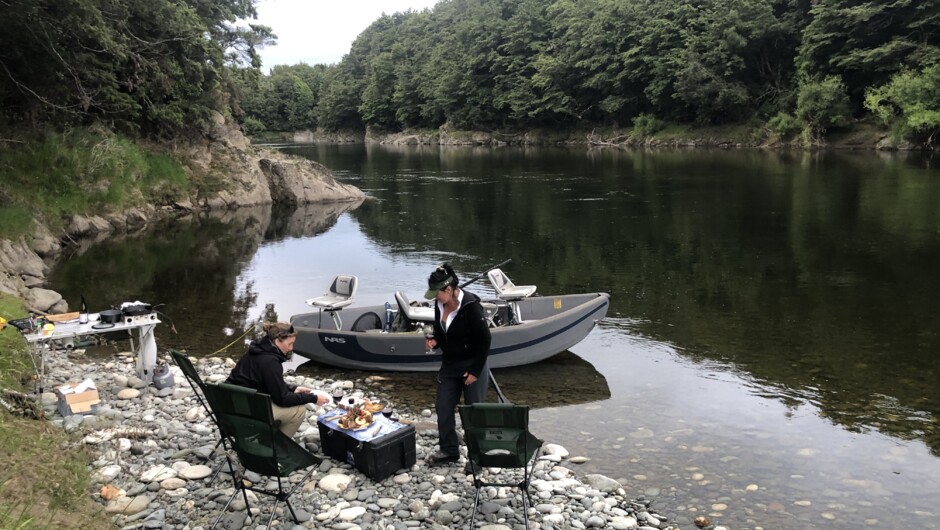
[{"xmin": 337, "ymin": 405, "xmax": 375, "ymax": 431}]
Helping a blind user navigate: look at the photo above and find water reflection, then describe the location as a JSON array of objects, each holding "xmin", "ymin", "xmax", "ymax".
[
  {"xmin": 47, "ymin": 201, "xmax": 362, "ymax": 355},
  {"xmin": 288, "ymin": 350, "xmax": 611, "ymax": 413}
]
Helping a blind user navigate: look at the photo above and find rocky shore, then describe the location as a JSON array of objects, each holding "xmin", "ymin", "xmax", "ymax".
[{"xmin": 39, "ymin": 348, "xmax": 684, "ymax": 530}]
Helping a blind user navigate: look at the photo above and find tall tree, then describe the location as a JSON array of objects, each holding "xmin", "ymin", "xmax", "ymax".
[
  {"xmin": 798, "ymin": 0, "xmax": 940, "ymax": 109},
  {"xmin": 0, "ymin": 0, "xmax": 273, "ymax": 137}
]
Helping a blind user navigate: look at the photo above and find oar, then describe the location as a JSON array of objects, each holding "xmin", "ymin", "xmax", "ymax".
[
  {"xmin": 488, "ymin": 371, "xmax": 509, "ymax": 404},
  {"xmin": 459, "ymin": 258, "xmax": 512, "ymax": 289}
]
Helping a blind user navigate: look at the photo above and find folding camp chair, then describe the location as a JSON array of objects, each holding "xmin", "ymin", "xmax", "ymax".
[
  {"xmin": 459, "ymin": 403, "xmax": 544, "ymax": 529},
  {"xmin": 170, "ymin": 350, "xmax": 235, "ymax": 483},
  {"xmin": 202, "ymin": 383, "xmax": 321, "ymax": 530}
]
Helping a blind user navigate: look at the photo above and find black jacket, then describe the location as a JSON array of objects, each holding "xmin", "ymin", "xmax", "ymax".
[
  {"xmin": 432, "ymin": 290, "xmax": 492, "ymax": 377},
  {"xmin": 225, "ymin": 337, "xmax": 315, "ymax": 408}
]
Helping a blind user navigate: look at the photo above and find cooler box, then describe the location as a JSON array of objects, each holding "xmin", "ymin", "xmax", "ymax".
[{"xmin": 317, "ymin": 412, "xmax": 416, "ymax": 481}]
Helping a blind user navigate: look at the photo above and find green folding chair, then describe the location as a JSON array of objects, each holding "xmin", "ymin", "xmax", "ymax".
[
  {"xmin": 202, "ymin": 382, "xmax": 321, "ymax": 530},
  {"xmin": 459, "ymin": 403, "xmax": 544, "ymax": 529},
  {"xmin": 170, "ymin": 350, "xmax": 236, "ymax": 484}
]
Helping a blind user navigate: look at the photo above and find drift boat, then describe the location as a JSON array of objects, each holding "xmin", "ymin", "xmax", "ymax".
[{"xmin": 289, "ymin": 272, "xmax": 609, "ymax": 372}]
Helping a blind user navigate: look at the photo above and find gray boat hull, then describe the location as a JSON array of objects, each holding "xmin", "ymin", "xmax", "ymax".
[{"xmin": 290, "ymin": 292, "xmax": 609, "ymax": 371}]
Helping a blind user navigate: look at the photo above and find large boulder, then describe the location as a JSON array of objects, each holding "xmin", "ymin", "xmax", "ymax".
[
  {"xmin": 25, "ymin": 287, "xmax": 66, "ymax": 313},
  {"xmin": 0, "ymin": 238, "xmax": 46, "ymax": 279},
  {"xmin": 258, "ymin": 156, "xmax": 365, "ymax": 205}
]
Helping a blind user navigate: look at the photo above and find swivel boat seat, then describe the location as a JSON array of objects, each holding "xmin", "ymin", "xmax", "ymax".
[
  {"xmin": 487, "ymin": 268, "xmax": 536, "ymax": 323},
  {"xmin": 305, "ymin": 275, "xmax": 358, "ymax": 330}
]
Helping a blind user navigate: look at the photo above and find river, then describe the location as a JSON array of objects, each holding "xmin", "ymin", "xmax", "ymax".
[{"xmin": 48, "ymin": 145, "xmax": 940, "ymax": 529}]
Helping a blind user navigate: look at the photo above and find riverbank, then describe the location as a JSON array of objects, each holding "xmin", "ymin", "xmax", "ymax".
[
  {"xmin": 282, "ymin": 121, "xmax": 932, "ymax": 151},
  {"xmin": 0, "ymin": 112, "xmax": 364, "ymax": 311},
  {"xmin": 35, "ymin": 347, "xmax": 684, "ymax": 530}
]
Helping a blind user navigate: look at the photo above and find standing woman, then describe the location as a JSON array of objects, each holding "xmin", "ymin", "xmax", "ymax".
[
  {"xmin": 423, "ymin": 263, "xmax": 492, "ymax": 466},
  {"xmin": 226, "ymin": 322, "xmax": 329, "ymax": 437}
]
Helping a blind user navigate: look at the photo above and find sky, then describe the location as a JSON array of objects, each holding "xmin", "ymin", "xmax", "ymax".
[{"xmin": 251, "ymin": 0, "xmax": 442, "ymax": 71}]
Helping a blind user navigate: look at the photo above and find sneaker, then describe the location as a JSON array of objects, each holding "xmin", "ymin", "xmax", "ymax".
[{"xmin": 426, "ymin": 450, "xmax": 459, "ymax": 467}]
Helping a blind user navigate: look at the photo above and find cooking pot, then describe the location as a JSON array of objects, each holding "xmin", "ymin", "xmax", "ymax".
[{"xmin": 99, "ymin": 309, "xmax": 123, "ymax": 324}]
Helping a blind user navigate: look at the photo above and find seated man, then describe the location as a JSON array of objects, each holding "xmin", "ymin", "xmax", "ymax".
[{"xmin": 225, "ymin": 322, "xmax": 328, "ymax": 437}]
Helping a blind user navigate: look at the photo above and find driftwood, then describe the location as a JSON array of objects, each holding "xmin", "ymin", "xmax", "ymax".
[
  {"xmin": 587, "ymin": 129, "xmax": 632, "ymax": 146},
  {"xmin": 0, "ymin": 388, "xmax": 44, "ymax": 419}
]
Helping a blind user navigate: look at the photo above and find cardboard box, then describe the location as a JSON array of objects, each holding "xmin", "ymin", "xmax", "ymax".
[{"xmin": 55, "ymin": 379, "xmax": 100, "ymax": 416}]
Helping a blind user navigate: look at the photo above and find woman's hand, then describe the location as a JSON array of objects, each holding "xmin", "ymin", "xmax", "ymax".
[
  {"xmin": 463, "ymin": 372, "xmax": 478, "ymax": 386},
  {"xmin": 425, "ymin": 337, "xmax": 437, "ymax": 350},
  {"xmin": 294, "ymin": 386, "xmax": 312, "ymax": 394}
]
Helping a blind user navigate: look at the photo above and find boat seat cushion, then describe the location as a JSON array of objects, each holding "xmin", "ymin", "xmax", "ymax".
[
  {"xmin": 306, "ymin": 275, "xmax": 358, "ymax": 310},
  {"xmin": 487, "ymin": 269, "xmax": 536, "ymax": 300},
  {"xmin": 395, "ymin": 291, "xmax": 435, "ymax": 322}
]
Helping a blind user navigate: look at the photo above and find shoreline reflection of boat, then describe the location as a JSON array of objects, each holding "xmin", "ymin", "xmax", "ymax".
[
  {"xmin": 289, "ymin": 274, "xmax": 609, "ymax": 372},
  {"xmin": 293, "ymin": 350, "xmax": 611, "ymax": 410}
]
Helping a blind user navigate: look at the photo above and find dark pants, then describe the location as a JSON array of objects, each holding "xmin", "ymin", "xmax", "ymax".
[{"xmin": 436, "ymin": 360, "xmax": 489, "ymax": 456}]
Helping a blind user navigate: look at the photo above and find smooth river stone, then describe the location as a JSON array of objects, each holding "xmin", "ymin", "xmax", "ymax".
[
  {"xmin": 178, "ymin": 464, "xmax": 212, "ymax": 480},
  {"xmin": 140, "ymin": 464, "xmax": 176, "ymax": 482},
  {"xmin": 105, "ymin": 495, "xmax": 151, "ymax": 514},
  {"xmin": 318, "ymin": 473, "xmax": 352, "ymax": 492},
  {"xmin": 339, "ymin": 506, "xmax": 366, "ymax": 521},
  {"xmin": 159, "ymin": 477, "xmax": 186, "ymax": 490},
  {"xmin": 117, "ymin": 388, "xmax": 141, "ymax": 400}
]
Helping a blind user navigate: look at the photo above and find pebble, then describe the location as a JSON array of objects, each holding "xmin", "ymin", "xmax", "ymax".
[{"xmin": 38, "ymin": 351, "xmax": 687, "ymax": 530}]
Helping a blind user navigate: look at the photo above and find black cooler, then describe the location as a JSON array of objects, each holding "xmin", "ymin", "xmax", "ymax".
[{"xmin": 317, "ymin": 412, "xmax": 416, "ymax": 481}]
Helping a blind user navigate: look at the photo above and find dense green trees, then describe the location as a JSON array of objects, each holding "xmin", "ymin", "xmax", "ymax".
[
  {"xmin": 2, "ymin": 0, "xmax": 937, "ymax": 145},
  {"xmin": 241, "ymin": 0, "xmax": 939, "ymax": 145},
  {"xmin": 0, "ymin": 0, "xmax": 272, "ymax": 138}
]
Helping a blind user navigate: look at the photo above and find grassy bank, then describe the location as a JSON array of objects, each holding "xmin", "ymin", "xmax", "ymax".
[
  {"xmin": 0, "ymin": 294, "xmax": 112, "ymax": 529},
  {"xmin": 0, "ymin": 127, "xmax": 192, "ymax": 239}
]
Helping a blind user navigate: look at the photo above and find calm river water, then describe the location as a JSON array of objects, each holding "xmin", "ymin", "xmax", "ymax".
[{"xmin": 48, "ymin": 145, "xmax": 940, "ymax": 529}]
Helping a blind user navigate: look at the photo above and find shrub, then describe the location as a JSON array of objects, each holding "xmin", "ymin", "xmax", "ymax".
[
  {"xmin": 796, "ymin": 76, "xmax": 851, "ymax": 140},
  {"xmin": 633, "ymin": 113, "xmax": 665, "ymax": 136},
  {"xmin": 767, "ymin": 112, "xmax": 801, "ymax": 138},
  {"xmin": 865, "ymin": 65, "xmax": 940, "ymax": 146}
]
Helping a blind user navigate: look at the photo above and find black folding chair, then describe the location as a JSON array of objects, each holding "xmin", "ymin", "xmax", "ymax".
[
  {"xmin": 202, "ymin": 382, "xmax": 322, "ymax": 530},
  {"xmin": 170, "ymin": 350, "xmax": 235, "ymax": 483},
  {"xmin": 459, "ymin": 403, "xmax": 544, "ymax": 529}
]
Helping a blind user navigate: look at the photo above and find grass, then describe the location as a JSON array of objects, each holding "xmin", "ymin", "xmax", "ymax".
[
  {"xmin": 0, "ymin": 294, "xmax": 113, "ymax": 529},
  {"xmin": 0, "ymin": 128, "xmax": 191, "ymax": 236}
]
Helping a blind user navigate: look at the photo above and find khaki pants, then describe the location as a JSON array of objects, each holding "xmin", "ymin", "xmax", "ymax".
[{"xmin": 271, "ymin": 403, "xmax": 307, "ymax": 437}]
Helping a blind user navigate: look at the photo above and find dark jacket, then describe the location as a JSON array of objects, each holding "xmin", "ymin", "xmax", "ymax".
[
  {"xmin": 225, "ymin": 337, "xmax": 315, "ymax": 408},
  {"xmin": 432, "ymin": 290, "xmax": 492, "ymax": 377}
]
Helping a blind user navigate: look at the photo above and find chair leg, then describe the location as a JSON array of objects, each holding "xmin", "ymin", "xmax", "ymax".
[
  {"xmin": 211, "ymin": 484, "xmax": 247, "ymax": 530},
  {"xmin": 265, "ymin": 498, "xmax": 280, "ymax": 530},
  {"xmin": 282, "ymin": 465, "xmax": 318, "ymax": 522},
  {"xmin": 209, "ymin": 437, "xmax": 234, "ymax": 483},
  {"xmin": 470, "ymin": 484, "xmax": 482, "ymax": 528},
  {"xmin": 521, "ymin": 480, "xmax": 531, "ymax": 529}
]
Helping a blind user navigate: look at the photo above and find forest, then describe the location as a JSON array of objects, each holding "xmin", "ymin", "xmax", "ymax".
[
  {"xmin": 1, "ymin": 0, "xmax": 938, "ymax": 146},
  {"xmin": 239, "ymin": 0, "xmax": 940, "ymax": 146}
]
